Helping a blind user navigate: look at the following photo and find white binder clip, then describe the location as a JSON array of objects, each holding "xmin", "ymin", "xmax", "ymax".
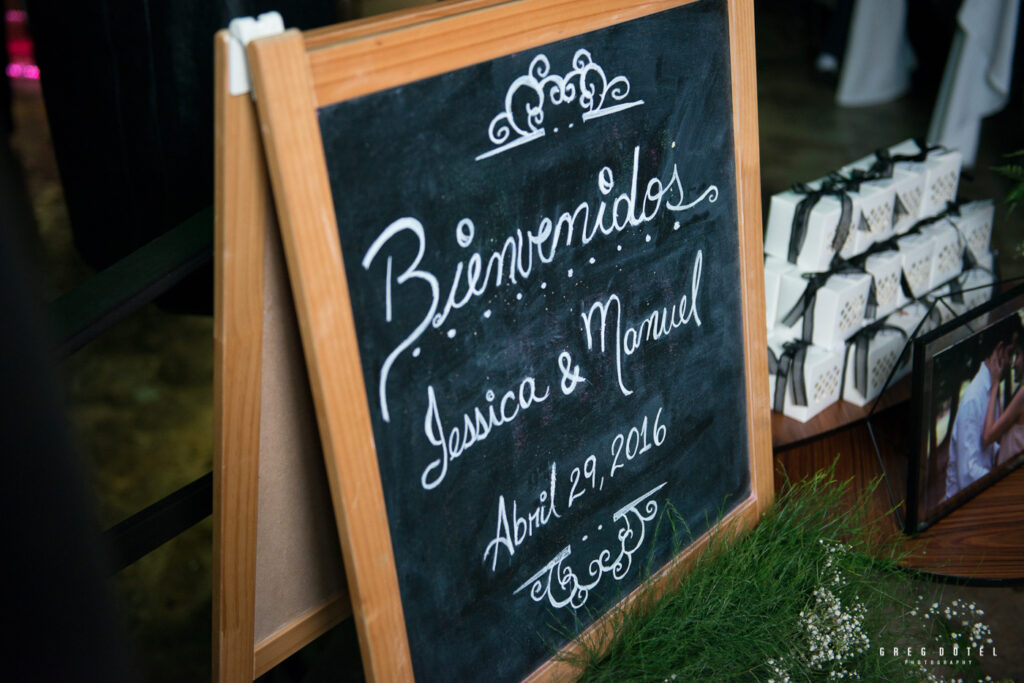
[{"xmin": 227, "ymin": 11, "xmax": 285, "ymax": 96}]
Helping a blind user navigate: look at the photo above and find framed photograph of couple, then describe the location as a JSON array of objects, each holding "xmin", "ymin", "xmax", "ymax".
[{"xmin": 908, "ymin": 282, "xmax": 1024, "ymax": 533}]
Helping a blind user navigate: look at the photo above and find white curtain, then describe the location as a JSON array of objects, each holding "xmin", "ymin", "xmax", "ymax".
[
  {"xmin": 836, "ymin": 0, "xmax": 915, "ymax": 107},
  {"xmin": 928, "ymin": 0, "xmax": 1020, "ymax": 166}
]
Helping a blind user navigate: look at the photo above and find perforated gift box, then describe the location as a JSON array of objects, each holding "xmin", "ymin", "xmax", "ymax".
[
  {"xmin": 972, "ymin": 248, "xmax": 995, "ymax": 273},
  {"xmin": 888, "ymin": 139, "xmax": 962, "ymax": 218},
  {"xmin": 843, "ymin": 153, "xmax": 924, "ymax": 236},
  {"xmin": 885, "ymin": 300, "xmax": 942, "ymax": 376},
  {"xmin": 947, "ymin": 199, "xmax": 994, "ymax": 266},
  {"xmin": 764, "ymin": 256, "xmax": 799, "ymax": 330},
  {"xmin": 837, "ymin": 216, "xmax": 875, "ymax": 261},
  {"xmin": 896, "ymin": 232, "xmax": 934, "ymax": 299},
  {"xmin": 920, "ymin": 220, "xmax": 964, "ymax": 291},
  {"xmin": 776, "ymin": 267, "xmax": 873, "ymax": 350},
  {"xmin": 837, "ymin": 179, "xmax": 895, "ymax": 258},
  {"xmin": 929, "ymin": 267, "xmax": 995, "ymax": 324},
  {"xmin": 842, "ymin": 324, "xmax": 909, "ymax": 407},
  {"xmin": 860, "ymin": 248, "xmax": 906, "ymax": 323},
  {"xmin": 887, "ymin": 300, "xmax": 941, "ymax": 339},
  {"xmin": 764, "ymin": 180, "xmax": 853, "ymax": 272},
  {"xmin": 768, "ymin": 332, "xmax": 844, "ymax": 423}
]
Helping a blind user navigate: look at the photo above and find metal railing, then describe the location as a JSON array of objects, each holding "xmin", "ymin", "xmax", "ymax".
[{"xmin": 50, "ymin": 208, "xmax": 214, "ymax": 573}]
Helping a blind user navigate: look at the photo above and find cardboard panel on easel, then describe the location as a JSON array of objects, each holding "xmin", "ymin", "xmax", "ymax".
[{"xmin": 252, "ymin": 222, "xmax": 347, "ymax": 673}]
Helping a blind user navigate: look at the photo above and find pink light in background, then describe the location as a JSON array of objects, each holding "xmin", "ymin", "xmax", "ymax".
[
  {"xmin": 5, "ymin": 7, "xmax": 39, "ymax": 81},
  {"xmin": 6, "ymin": 62, "xmax": 39, "ymax": 80}
]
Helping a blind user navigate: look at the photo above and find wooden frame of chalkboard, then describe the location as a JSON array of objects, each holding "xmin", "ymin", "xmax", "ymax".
[
  {"xmin": 246, "ymin": 0, "xmax": 771, "ymax": 679},
  {"xmin": 212, "ymin": 4, "xmax": 514, "ymax": 679},
  {"xmin": 213, "ymin": 30, "xmax": 350, "ymax": 681}
]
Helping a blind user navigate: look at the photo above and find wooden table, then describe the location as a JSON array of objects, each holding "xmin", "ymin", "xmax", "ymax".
[{"xmin": 772, "ymin": 399, "xmax": 1024, "ymax": 583}]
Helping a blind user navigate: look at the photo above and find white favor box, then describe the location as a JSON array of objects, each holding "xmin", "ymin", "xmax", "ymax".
[
  {"xmin": 929, "ymin": 267, "xmax": 995, "ymax": 323},
  {"xmin": 838, "ymin": 180, "xmax": 896, "ymax": 257},
  {"xmin": 972, "ymin": 248, "xmax": 995, "ymax": 273},
  {"xmin": 888, "ymin": 300, "xmax": 941, "ymax": 339},
  {"xmin": 886, "ymin": 301, "xmax": 941, "ymax": 375},
  {"xmin": 844, "ymin": 154, "xmax": 924, "ymax": 235},
  {"xmin": 839, "ymin": 221, "xmax": 876, "ymax": 260},
  {"xmin": 861, "ymin": 249, "xmax": 906, "ymax": 323},
  {"xmin": 948, "ymin": 200, "xmax": 994, "ymax": 265},
  {"xmin": 896, "ymin": 232, "xmax": 934, "ymax": 299},
  {"xmin": 920, "ymin": 220, "xmax": 964, "ymax": 291},
  {"xmin": 764, "ymin": 256, "xmax": 799, "ymax": 330},
  {"xmin": 889, "ymin": 139, "xmax": 962, "ymax": 218},
  {"xmin": 764, "ymin": 181, "xmax": 851, "ymax": 272},
  {"xmin": 768, "ymin": 333, "xmax": 844, "ymax": 423},
  {"xmin": 842, "ymin": 326, "xmax": 909, "ymax": 407},
  {"xmin": 777, "ymin": 268, "xmax": 872, "ymax": 350}
]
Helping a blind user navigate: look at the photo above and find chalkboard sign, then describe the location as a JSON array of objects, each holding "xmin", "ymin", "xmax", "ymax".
[{"xmin": 247, "ymin": 0, "xmax": 771, "ymax": 680}]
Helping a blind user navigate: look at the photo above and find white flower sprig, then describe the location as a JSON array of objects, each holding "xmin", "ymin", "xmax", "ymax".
[
  {"xmin": 906, "ymin": 593, "xmax": 997, "ymax": 683},
  {"xmin": 767, "ymin": 540, "xmax": 871, "ymax": 681}
]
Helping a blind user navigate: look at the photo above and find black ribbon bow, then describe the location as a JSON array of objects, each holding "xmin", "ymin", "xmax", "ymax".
[
  {"xmin": 780, "ymin": 270, "xmax": 833, "ymax": 340},
  {"xmin": 845, "ymin": 322, "xmax": 908, "ymax": 397},
  {"xmin": 866, "ymin": 138, "xmax": 942, "ymax": 180},
  {"xmin": 905, "ymin": 200, "xmax": 962, "ymax": 235},
  {"xmin": 780, "ymin": 258, "xmax": 869, "ymax": 341},
  {"xmin": 948, "ymin": 276, "xmax": 964, "ymax": 304},
  {"xmin": 769, "ymin": 341, "xmax": 811, "ymax": 412},
  {"xmin": 844, "ymin": 243, "xmax": 900, "ymax": 320},
  {"xmin": 787, "ymin": 176, "xmax": 854, "ymax": 265}
]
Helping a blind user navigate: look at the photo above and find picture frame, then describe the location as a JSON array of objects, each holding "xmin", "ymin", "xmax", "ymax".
[{"xmin": 907, "ymin": 282, "xmax": 1024, "ymax": 533}]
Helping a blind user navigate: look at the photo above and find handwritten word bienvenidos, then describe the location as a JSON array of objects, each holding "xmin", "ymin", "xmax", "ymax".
[{"xmin": 362, "ymin": 145, "xmax": 717, "ymax": 422}]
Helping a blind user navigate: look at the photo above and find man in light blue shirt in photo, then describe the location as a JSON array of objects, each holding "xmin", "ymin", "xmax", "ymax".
[
  {"xmin": 946, "ymin": 350, "xmax": 1002, "ymax": 500},
  {"xmin": 946, "ymin": 315, "xmax": 1023, "ymax": 500}
]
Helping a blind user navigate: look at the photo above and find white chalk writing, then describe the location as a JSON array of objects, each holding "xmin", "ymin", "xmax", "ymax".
[
  {"xmin": 581, "ymin": 251, "xmax": 703, "ymax": 395},
  {"xmin": 513, "ymin": 482, "xmax": 667, "ymax": 609},
  {"xmin": 362, "ymin": 146, "xmax": 716, "ymax": 422}
]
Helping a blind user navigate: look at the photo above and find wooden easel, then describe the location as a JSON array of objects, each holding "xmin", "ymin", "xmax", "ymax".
[
  {"xmin": 212, "ymin": 2, "xmax": 514, "ymax": 680},
  {"xmin": 213, "ymin": 28, "xmax": 349, "ymax": 681}
]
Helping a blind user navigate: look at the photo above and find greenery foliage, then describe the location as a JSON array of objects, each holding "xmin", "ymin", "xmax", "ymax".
[
  {"xmin": 571, "ymin": 467, "xmax": 997, "ymax": 682},
  {"xmin": 992, "ymin": 150, "xmax": 1024, "ymax": 259},
  {"xmin": 991, "ymin": 150, "xmax": 1024, "ymax": 214}
]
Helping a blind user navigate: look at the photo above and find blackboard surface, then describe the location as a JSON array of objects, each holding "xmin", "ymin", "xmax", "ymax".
[{"xmin": 318, "ymin": 1, "xmax": 748, "ymax": 678}]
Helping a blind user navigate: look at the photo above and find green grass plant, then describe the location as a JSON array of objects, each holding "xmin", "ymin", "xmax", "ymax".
[{"xmin": 571, "ymin": 466, "xmax": 991, "ymax": 682}]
